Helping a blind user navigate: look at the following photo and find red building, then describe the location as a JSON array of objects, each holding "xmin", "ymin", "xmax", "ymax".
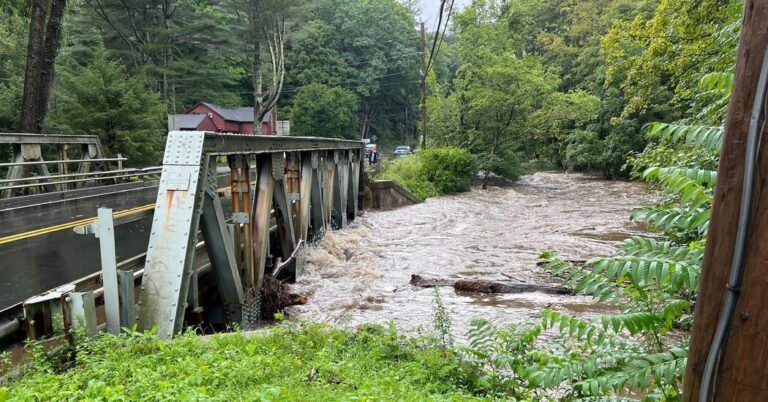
[{"xmin": 168, "ymin": 102, "xmax": 277, "ymax": 135}]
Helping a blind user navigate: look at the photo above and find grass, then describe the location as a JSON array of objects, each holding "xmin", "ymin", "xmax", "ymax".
[{"xmin": 2, "ymin": 323, "xmax": 491, "ymax": 401}]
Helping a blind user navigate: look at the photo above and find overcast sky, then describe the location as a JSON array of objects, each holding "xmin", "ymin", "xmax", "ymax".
[{"xmin": 419, "ymin": 0, "xmax": 471, "ymax": 27}]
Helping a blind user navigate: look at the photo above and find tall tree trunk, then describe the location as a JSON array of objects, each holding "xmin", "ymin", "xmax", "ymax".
[
  {"xmin": 37, "ymin": 0, "xmax": 66, "ymax": 128},
  {"xmin": 20, "ymin": 0, "xmax": 67, "ymax": 133},
  {"xmin": 20, "ymin": 0, "xmax": 49, "ymax": 133}
]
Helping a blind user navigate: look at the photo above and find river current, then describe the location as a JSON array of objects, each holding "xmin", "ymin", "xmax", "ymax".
[{"xmin": 288, "ymin": 172, "xmax": 654, "ymax": 336}]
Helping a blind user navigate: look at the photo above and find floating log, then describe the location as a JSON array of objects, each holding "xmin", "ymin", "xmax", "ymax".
[{"xmin": 409, "ymin": 274, "xmax": 572, "ymax": 295}]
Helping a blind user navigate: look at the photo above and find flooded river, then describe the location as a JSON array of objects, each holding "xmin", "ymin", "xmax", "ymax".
[{"xmin": 288, "ymin": 172, "xmax": 654, "ymax": 336}]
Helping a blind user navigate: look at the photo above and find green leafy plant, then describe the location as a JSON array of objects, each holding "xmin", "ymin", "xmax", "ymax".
[{"xmin": 380, "ymin": 147, "xmax": 476, "ymax": 199}]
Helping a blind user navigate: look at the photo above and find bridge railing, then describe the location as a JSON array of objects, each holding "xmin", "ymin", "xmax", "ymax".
[
  {"xmin": 0, "ymin": 133, "xmax": 160, "ymax": 198},
  {"xmin": 138, "ymin": 131, "xmax": 364, "ymax": 338}
]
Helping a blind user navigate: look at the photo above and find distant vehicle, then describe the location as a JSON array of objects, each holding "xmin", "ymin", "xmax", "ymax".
[{"xmin": 393, "ymin": 145, "xmax": 412, "ymax": 158}]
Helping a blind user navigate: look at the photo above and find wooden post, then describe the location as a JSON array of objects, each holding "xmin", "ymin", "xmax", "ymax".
[{"xmin": 683, "ymin": 2, "xmax": 768, "ymax": 400}]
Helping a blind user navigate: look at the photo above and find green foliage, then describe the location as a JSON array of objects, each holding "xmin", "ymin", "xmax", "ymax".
[
  {"xmin": 516, "ymin": 67, "xmax": 725, "ymax": 398},
  {"xmin": 380, "ymin": 156, "xmax": 438, "ymax": 200},
  {"xmin": 0, "ymin": 9, "xmax": 27, "ymax": 133},
  {"xmin": 49, "ymin": 47, "xmax": 166, "ymax": 166},
  {"xmin": 381, "ymin": 147, "xmax": 475, "ymax": 199},
  {"xmin": 432, "ymin": 287, "xmax": 454, "ymax": 349},
  {"xmin": 289, "ymin": 83, "xmax": 359, "ymax": 139},
  {"xmin": 7, "ymin": 324, "xmax": 486, "ymax": 401},
  {"xmin": 285, "ymin": 0, "xmax": 420, "ymax": 146}
]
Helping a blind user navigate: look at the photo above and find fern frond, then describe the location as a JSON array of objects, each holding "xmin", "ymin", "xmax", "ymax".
[
  {"xmin": 631, "ymin": 206, "xmax": 710, "ymax": 235},
  {"xmin": 590, "ymin": 254, "xmax": 701, "ymax": 294},
  {"xmin": 699, "ymin": 72, "xmax": 733, "ymax": 94},
  {"xmin": 648, "ymin": 122, "xmax": 723, "ymax": 150},
  {"xmin": 573, "ymin": 347, "xmax": 687, "ymax": 397},
  {"xmin": 642, "ymin": 170, "xmax": 713, "ymax": 208},
  {"xmin": 619, "ymin": 237, "xmax": 703, "ymax": 264},
  {"xmin": 643, "ymin": 166, "xmax": 717, "ymax": 188},
  {"xmin": 546, "ymin": 259, "xmax": 630, "ymax": 304}
]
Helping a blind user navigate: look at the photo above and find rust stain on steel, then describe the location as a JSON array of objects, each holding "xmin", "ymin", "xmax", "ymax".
[{"xmin": 165, "ymin": 190, "xmax": 176, "ymax": 216}]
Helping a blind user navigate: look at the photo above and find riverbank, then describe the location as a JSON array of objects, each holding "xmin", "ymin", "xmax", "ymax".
[{"xmin": 2, "ymin": 324, "xmax": 492, "ymax": 401}]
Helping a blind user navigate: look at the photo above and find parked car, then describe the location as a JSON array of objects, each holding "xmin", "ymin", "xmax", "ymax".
[{"xmin": 393, "ymin": 145, "xmax": 412, "ymax": 158}]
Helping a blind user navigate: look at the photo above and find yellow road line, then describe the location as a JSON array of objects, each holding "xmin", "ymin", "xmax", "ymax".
[
  {"xmin": 0, "ymin": 185, "xmax": 235, "ymax": 246},
  {"xmin": 0, "ymin": 204, "xmax": 156, "ymax": 246}
]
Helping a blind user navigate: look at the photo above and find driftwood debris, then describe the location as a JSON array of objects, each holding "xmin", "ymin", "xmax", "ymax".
[
  {"xmin": 410, "ymin": 274, "xmax": 572, "ymax": 295},
  {"xmin": 261, "ymin": 276, "xmax": 308, "ymax": 320}
]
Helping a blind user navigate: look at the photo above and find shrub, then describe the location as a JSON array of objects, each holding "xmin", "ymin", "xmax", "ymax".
[
  {"xmin": 381, "ymin": 147, "xmax": 476, "ymax": 199},
  {"xmin": 419, "ymin": 148, "xmax": 476, "ymax": 193},
  {"xmin": 380, "ymin": 156, "xmax": 439, "ymax": 199}
]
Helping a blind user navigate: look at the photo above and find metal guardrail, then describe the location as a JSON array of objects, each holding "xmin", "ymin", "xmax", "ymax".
[{"xmin": 0, "ymin": 133, "xmax": 158, "ymax": 198}]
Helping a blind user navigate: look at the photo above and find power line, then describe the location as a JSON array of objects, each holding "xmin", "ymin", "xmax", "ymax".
[
  {"xmin": 424, "ymin": 0, "xmax": 447, "ymax": 77},
  {"xmin": 433, "ymin": 0, "xmax": 456, "ymax": 70},
  {"xmin": 425, "ymin": 0, "xmax": 455, "ymax": 76}
]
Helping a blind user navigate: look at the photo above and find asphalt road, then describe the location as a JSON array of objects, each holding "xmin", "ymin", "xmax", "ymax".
[
  {"xmin": 0, "ymin": 184, "xmax": 158, "ymax": 312},
  {"xmin": 0, "ymin": 175, "xmax": 232, "ymax": 313}
]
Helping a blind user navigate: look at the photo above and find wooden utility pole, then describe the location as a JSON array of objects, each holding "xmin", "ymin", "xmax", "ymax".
[
  {"xmin": 420, "ymin": 21, "xmax": 428, "ymax": 150},
  {"xmin": 683, "ymin": 1, "xmax": 768, "ymax": 400}
]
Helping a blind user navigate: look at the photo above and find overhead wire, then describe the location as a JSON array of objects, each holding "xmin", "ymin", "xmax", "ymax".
[
  {"xmin": 424, "ymin": 0, "xmax": 447, "ymax": 77},
  {"xmin": 432, "ymin": 0, "xmax": 456, "ymax": 72}
]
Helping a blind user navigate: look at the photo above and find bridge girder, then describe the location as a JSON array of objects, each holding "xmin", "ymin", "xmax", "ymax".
[{"xmin": 138, "ymin": 131, "xmax": 363, "ymax": 338}]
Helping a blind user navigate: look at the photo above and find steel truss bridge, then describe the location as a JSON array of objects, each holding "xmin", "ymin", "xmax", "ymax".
[{"xmin": 0, "ymin": 131, "xmax": 363, "ymax": 341}]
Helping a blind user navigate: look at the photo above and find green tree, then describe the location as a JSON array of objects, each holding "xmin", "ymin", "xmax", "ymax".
[
  {"xmin": 289, "ymin": 84, "xmax": 359, "ymax": 139},
  {"xmin": 50, "ymin": 48, "xmax": 166, "ymax": 166},
  {"xmin": 285, "ymin": 0, "xmax": 419, "ymax": 144}
]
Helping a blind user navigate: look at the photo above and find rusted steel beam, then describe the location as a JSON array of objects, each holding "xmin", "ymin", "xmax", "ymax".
[
  {"xmin": 251, "ymin": 155, "xmax": 274, "ymax": 293},
  {"xmin": 273, "ymin": 155, "xmax": 297, "ymax": 260},
  {"xmin": 325, "ymin": 153, "xmax": 335, "ymax": 225},
  {"xmin": 332, "ymin": 150, "xmax": 349, "ymax": 229},
  {"xmin": 299, "ymin": 153, "xmax": 314, "ymax": 241},
  {"xmin": 309, "ymin": 154, "xmax": 326, "ymax": 240},
  {"xmin": 347, "ymin": 151, "xmax": 360, "ymax": 220},
  {"xmin": 201, "ymin": 159, "xmax": 243, "ymax": 323}
]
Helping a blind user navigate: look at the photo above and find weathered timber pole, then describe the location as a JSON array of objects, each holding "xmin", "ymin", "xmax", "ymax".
[{"xmin": 683, "ymin": 1, "xmax": 768, "ymax": 400}]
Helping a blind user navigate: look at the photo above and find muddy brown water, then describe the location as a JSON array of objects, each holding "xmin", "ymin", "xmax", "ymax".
[{"xmin": 287, "ymin": 172, "xmax": 655, "ymax": 337}]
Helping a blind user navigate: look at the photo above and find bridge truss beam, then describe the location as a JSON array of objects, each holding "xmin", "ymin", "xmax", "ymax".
[{"xmin": 138, "ymin": 132, "xmax": 363, "ymax": 338}]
